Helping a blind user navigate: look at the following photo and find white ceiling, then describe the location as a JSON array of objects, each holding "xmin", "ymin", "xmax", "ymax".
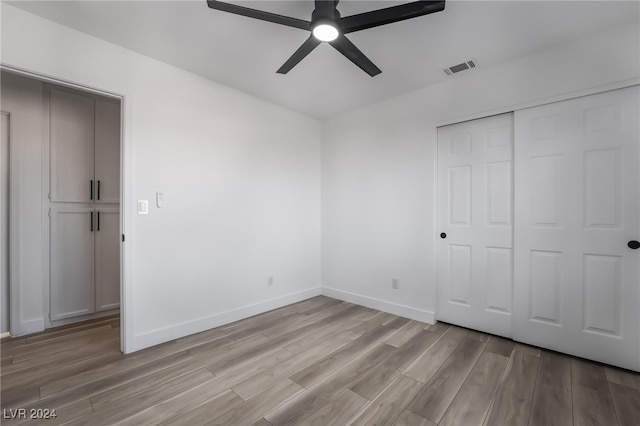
[{"xmin": 8, "ymin": 0, "xmax": 639, "ymax": 119}]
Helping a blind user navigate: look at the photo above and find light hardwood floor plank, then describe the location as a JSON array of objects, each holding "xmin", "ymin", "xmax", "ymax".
[
  {"xmin": 206, "ymin": 379, "xmax": 303, "ymax": 426},
  {"xmin": 265, "ymin": 343, "xmax": 396, "ymax": 426},
  {"xmin": 299, "ymin": 389, "xmax": 368, "ymax": 426},
  {"xmin": 283, "ymin": 321, "xmax": 360, "ymax": 355},
  {"xmin": 608, "ymin": 381, "xmax": 640, "ymax": 426},
  {"xmin": 290, "ymin": 325, "xmax": 395, "ymax": 388},
  {"xmin": 158, "ymin": 389, "xmax": 244, "ymax": 426},
  {"xmin": 393, "ymin": 409, "xmax": 436, "ymax": 426},
  {"xmin": 41, "ymin": 349, "xmax": 194, "ymax": 400},
  {"xmin": 403, "ymin": 326, "xmax": 468, "ymax": 383},
  {"xmin": 537, "ymin": 350, "xmax": 571, "ymax": 389},
  {"xmin": 351, "ymin": 374, "xmax": 424, "ymax": 426},
  {"xmin": 385, "ymin": 321, "xmax": 427, "ymax": 348},
  {"xmin": 347, "ymin": 312, "xmax": 396, "ymax": 335},
  {"xmin": 9, "ymin": 326, "xmax": 116, "ymax": 363},
  {"xmin": 484, "ymin": 336, "xmax": 514, "ymax": 358},
  {"xmin": 383, "ymin": 316, "xmax": 411, "ymax": 330},
  {"xmin": 484, "ymin": 350, "xmax": 539, "ymax": 426},
  {"xmin": 529, "ymin": 383, "xmax": 572, "ymax": 426},
  {"xmin": 605, "ymin": 367, "xmax": 640, "ymax": 391},
  {"xmin": 438, "ymin": 352, "xmax": 508, "ymax": 426},
  {"xmin": 21, "ymin": 399, "xmax": 94, "ymax": 426},
  {"xmin": 233, "ymin": 331, "xmax": 357, "ymax": 400},
  {"xmin": 406, "ymin": 337, "xmax": 487, "ymax": 423},
  {"xmin": 572, "ymin": 384, "xmax": 619, "ymax": 426},
  {"xmin": 350, "ymin": 330, "xmax": 440, "ymax": 400},
  {"xmin": 67, "ymin": 368, "xmax": 216, "ymax": 426}
]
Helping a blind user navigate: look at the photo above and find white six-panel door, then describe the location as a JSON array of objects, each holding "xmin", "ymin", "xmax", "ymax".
[
  {"xmin": 437, "ymin": 113, "xmax": 514, "ymax": 338},
  {"xmin": 513, "ymin": 86, "xmax": 640, "ymax": 371}
]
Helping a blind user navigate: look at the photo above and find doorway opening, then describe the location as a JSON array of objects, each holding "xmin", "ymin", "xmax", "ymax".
[{"xmin": 1, "ymin": 68, "xmax": 124, "ymax": 351}]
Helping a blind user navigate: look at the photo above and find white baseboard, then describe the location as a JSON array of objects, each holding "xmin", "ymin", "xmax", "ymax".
[
  {"xmin": 0, "ymin": 332, "xmax": 10, "ymax": 339},
  {"xmin": 130, "ymin": 286, "xmax": 322, "ymax": 352},
  {"xmin": 321, "ymin": 286, "xmax": 436, "ymax": 325}
]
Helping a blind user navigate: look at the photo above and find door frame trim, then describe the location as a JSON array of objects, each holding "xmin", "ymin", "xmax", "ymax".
[
  {"xmin": 435, "ymin": 78, "xmax": 640, "ymax": 128},
  {"xmin": 0, "ymin": 63, "xmax": 129, "ymax": 353}
]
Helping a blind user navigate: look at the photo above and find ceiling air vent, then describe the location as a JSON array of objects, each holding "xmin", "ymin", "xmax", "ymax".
[{"xmin": 443, "ymin": 60, "xmax": 476, "ymax": 76}]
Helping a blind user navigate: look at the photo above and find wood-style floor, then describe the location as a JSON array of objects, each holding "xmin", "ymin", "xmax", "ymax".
[{"xmin": 1, "ymin": 296, "xmax": 639, "ymax": 425}]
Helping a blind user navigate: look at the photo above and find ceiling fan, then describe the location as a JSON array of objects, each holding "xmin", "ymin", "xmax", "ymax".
[{"xmin": 206, "ymin": 0, "xmax": 446, "ymax": 76}]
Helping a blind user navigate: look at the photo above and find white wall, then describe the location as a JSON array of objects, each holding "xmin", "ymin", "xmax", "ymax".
[
  {"xmin": 0, "ymin": 73, "xmax": 46, "ymax": 335},
  {"xmin": 321, "ymin": 24, "xmax": 640, "ymax": 323},
  {"xmin": 1, "ymin": 4, "xmax": 322, "ymax": 352}
]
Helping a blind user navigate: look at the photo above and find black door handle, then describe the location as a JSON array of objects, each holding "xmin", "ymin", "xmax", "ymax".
[
  {"xmin": 90, "ymin": 180, "xmax": 94, "ymax": 200},
  {"xmin": 629, "ymin": 240, "xmax": 640, "ymax": 249},
  {"xmin": 440, "ymin": 233, "xmax": 447, "ymax": 239},
  {"xmin": 90, "ymin": 211, "xmax": 93, "ymax": 232},
  {"xmin": 97, "ymin": 180, "xmax": 101, "ymax": 201},
  {"xmin": 97, "ymin": 212, "xmax": 100, "ymax": 231}
]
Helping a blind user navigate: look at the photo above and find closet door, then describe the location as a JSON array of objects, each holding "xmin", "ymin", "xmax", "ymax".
[
  {"xmin": 514, "ymin": 86, "xmax": 640, "ymax": 371},
  {"xmin": 50, "ymin": 207, "xmax": 95, "ymax": 320},
  {"xmin": 95, "ymin": 209, "xmax": 120, "ymax": 311},
  {"xmin": 94, "ymin": 98, "xmax": 120, "ymax": 204},
  {"xmin": 437, "ymin": 113, "xmax": 513, "ymax": 338},
  {"xmin": 50, "ymin": 89, "xmax": 95, "ymax": 203}
]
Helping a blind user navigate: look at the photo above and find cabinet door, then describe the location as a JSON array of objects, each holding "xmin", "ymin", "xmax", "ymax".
[
  {"xmin": 94, "ymin": 98, "xmax": 120, "ymax": 204},
  {"xmin": 50, "ymin": 207, "xmax": 95, "ymax": 320},
  {"xmin": 50, "ymin": 88, "xmax": 95, "ymax": 203},
  {"xmin": 95, "ymin": 209, "xmax": 120, "ymax": 311}
]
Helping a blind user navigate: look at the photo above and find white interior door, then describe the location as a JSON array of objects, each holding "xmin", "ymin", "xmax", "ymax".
[
  {"xmin": 50, "ymin": 207, "xmax": 95, "ymax": 320},
  {"xmin": 95, "ymin": 208, "xmax": 120, "ymax": 311},
  {"xmin": 437, "ymin": 113, "xmax": 513, "ymax": 338},
  {"xmin": 514, "ymin": 86, "xmax": 640, "ymax": 371}
]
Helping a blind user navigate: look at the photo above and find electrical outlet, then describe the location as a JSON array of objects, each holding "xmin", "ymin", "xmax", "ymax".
[
  {"xmin": 392, "ymin": 278, "xmax": 399, "ymax": 289},
  {"xmin": 268, "ymin": 276, "xmax": 274, "ymax": 286}
]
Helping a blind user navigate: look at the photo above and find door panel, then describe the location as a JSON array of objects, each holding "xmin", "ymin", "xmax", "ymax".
[
  {"xmin": 514, "ymin": 86, "xmax": 639, "ymax": 371},
  {"xmin": 95, "ymin": 209, "xmax": 120, "ymax": 311},
  {"xmin": 94, "ymin": 98, "xmax": 120, "ymax": 204},
  {"xmin": 50, "ymin": 207, "xmax": 95, "ymax": 320},
  {"xmin": 437, "ymin": 113, "xmax": 514, "ymax": 338},
  {"xmin": 50, "ymin": 89, "xmax": 95, "ymax": 203}
]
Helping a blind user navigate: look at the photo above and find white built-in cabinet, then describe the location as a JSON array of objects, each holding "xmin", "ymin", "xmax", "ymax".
[
  {"xmin": 437, "ymin": 86, "xmax": 640, "ymax": 371},
  {"xmin": 48, "ymin": 87, "xmax": 120, "ymax": 322}
]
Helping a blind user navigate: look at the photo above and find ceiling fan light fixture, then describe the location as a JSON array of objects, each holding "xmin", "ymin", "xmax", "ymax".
[{"xmin": 312, "ymin": 23, "xmax": 339, "ymax": 42}]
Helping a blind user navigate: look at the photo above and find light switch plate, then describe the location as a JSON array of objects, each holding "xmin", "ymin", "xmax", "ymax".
[
  {"xmin": 137, "ymin": 200, "xmax": 149, "ymax": 215},
  {"xmin": 156, "ymin": 191, "xmax": 164, "ymax": 208}
]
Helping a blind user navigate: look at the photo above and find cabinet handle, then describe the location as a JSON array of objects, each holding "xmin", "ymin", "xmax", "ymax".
[
  {"xmin": 629, "ymin": 240, "xmax": 640, "ymax": 249},
  {"xmin": 90, "ymin": 211, "xmax": 94, "ymax": 232},
  {"xmin": 97, "ymin": 180, "xmax": 101, "ymax": 201},
  {"xmin": 97, "ymin": 212, "xmax": 100, "ymax": 231},
  {"xmin": 90, "ymin": 180, "xmax": 94, "ymax": 200}
]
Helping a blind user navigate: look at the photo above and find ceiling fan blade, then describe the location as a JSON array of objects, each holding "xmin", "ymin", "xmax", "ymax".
[
  {"xmin": 315, "ymin": 0, "xmax": 336, "ymax": 20},
  {"xmin": 329, "ymin": 35, "xmax": 381, "ymax": 77},
  {"xmin": 277, "ymin": 36, "xmax": 321, "ymax": 74},
  {"xmin": 207, "ymin": 0, "xmax": 311, "ymax": 31},
  {"xmin": 341, "ymin": 1, "xmax": 445, "ymax": 34}
]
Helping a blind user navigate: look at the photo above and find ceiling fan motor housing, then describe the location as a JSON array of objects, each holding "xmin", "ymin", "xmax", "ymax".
[{"xmin": 311, "ymin": 3, "xmax": 341, "ymax": 32}]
